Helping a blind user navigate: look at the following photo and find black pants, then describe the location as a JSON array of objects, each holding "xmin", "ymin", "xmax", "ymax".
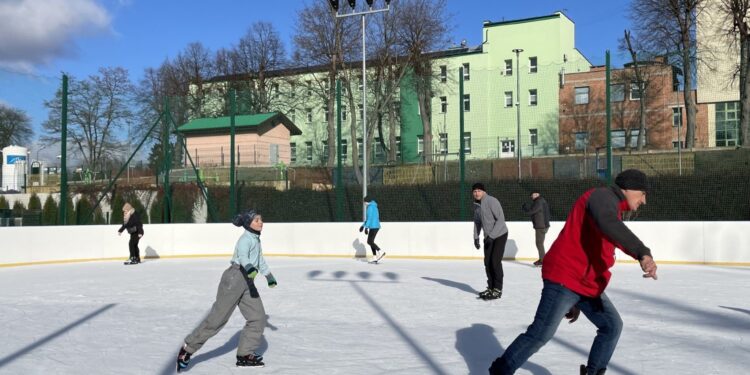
[
  {"xmin": 484, "ymin": 232, "xmax": 508, "ymax": 290},
  {"xmin": 128, "ymin": 235, "xmax": 141, "ymax": 261},
  {"xmin": 367, "ymin": 228, "xmax": 380, "ymax": 255}
]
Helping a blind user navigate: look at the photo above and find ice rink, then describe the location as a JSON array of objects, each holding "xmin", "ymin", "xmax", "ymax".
[{"xmin": 0, "ymin": 257, "xmax": 748, "ymax": 374}]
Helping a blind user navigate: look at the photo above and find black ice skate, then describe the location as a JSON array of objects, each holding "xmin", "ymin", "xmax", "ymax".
[
  {"xmin": 478, "ymin": 287, "xmax": 493, "ymax": 299},
  {"xmin": 236, "ymin": 353, "xmax": 265, "ymax": 367},
  {"xmin": 580, "ymin": 364, "xmax": 606, "ymax": 375},
  {"xmin": 481, "ymin": 288, "xmax": 502, "ymax": 300},
  {"xmin": 176, "ymin": 345, "xmax": 192, "ymax": 373}
]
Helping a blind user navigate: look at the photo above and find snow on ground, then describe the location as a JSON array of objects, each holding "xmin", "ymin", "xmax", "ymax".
[{"xmin": 0, "ymin": 257, "xmax": 748, "ymax": 374}]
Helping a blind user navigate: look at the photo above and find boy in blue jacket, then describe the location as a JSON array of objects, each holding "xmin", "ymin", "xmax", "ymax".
[{"xmin": 359, "ymin": 195, "xmax": 385, "ymax": 262}]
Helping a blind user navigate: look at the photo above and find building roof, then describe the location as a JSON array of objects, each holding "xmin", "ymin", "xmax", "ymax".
[
  {"xmin": 178, "ymin": 112, "xmax": 302, "ymax": 136},
  {"xmin": 482, "ymin": 12, "xmax": 568, "ymax": 28}
]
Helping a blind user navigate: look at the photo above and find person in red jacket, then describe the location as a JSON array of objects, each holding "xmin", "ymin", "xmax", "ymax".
[{"xmin": 489, "ymin": 169, "xmax": 658, "ymax": 375}]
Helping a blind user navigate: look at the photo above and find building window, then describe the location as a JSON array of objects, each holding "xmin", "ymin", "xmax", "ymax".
[
  {"xmin": 306, "ymin": 108, "xmax": 312, "ymax": 123},
  {"xmin": 630, "ymin": 82, "xmax": 643, "ymax": 100},
  {"xmin": 374, "ymin": 137, "xmax": 383, "ymax": 159},
  {"xmin": 440, "ymin": 96, "xmax": 447, "ymax": 113},
  {"xmin": 322, "ymin": 140, "xmax": 329, "ymax": 161},
  {"xmin": 357, "ymin": 138, "xmax": 363, "ymax": 160},
  {"xmin": 290, "ymin": 109, "xmax": 296, "ymax": 123},
  {"xmin": 630, "ymin": 129, "xmax": 644, "ymax": 148},
  {"xmin": 440, "ymin": 65, "xmax": 447, "ymax": 83},
  {"xmin": 306, "ymin": 80, "xmax": 312, "ymax": 97},
  {"xmin": 358, "ymin": 104, "xmax": 363, "ymax": 120},
  {"xmin": 439, "ymin": 133, "xmax": 448, "ymax": 154},
  {"xmin": 463, "ymin": 94, "xmax": 471, "ymax": 112},
  {"xmin": 340, "ymin": 139, "xmax": 348, "ymax": 161},
  {"xmin": 504, "ymin": 91, "xmax": 513, "ymax": 108},
  {"xmin": 672, "ymin": 107, "xmax": 682, "ymax": 127},
  {"xmin": 417, "ymin": 135, "xmax": 424, "ymax": 156},
  {"xmin": 716, "ymin": 101, "xmax": 739, "ymax": 146},
  {"xmin": 290, "ymin": 142, "xmax": 297, "ymax": 162},
  {"xmin": 324, "ymin": 106, "xmax": 330, "ymax": 122},
  {"xmin": 529, "ymin": 57, "xmax": 538, "ymax": 73},
  {"xmin": 611, "ymin": 130, "xmax": 626, "ymax": 149},
  {"xmin": 575, "ymin": 132, "xmax": 588, "ymax": 151},
  {"xmin": 575, "ymin": 87, "xmax": 589, "ymax": 105},
  {"xmin": 672, "ymin": 141, "xmax": 685, "ymax": 149},
  {"xmin": 396, "ymin": 136, "xmax": 401, "ymax": 158},
  {"xmin": 305, "ymin": 141, "xmax": 313, "ymax": 161},
  {"xmin": 290, "ymin": 83, "xmax": 296, "ymax": 98},
  {"xmin": 504, "ymin": 59, "xmax": 513, "ymax": 76},
  {"xmin": 611, "ymin": 84, "xmax": 625, "ymax": 102},
  {"xmin": 463, "ymin": 63, "xmax": 470, "ymax": 81},
  {"xmin": 358, "ymin": 75, "xmax": 363, "ymax": 90},
  {"xmin": 529, "ymin": 89, "xmax": 538, "ymax": 106},
  {"xmin": 529, "ymin": 129, "xmax": 538, "ymax": 146},
  {"xmin": 342, "ymin": 105, "xmax": 347, "ymax": 121},
  {"xmin": 463, "ymin": 132, "xmax": 472, "ymax": 154}
]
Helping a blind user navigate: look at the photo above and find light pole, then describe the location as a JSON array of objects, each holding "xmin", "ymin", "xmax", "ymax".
[
  {"xmin": 512, "ymin": 48, "xmax": 524, "ymax": 180},
  {"xmin": 331, "ymin": 0, "xmax": 390, "ymax": 218}
]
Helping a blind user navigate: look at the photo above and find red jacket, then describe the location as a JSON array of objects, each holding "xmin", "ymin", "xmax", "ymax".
[{"xmin": 542, "ymin": 186, "xmax": 651, "ymax": 297}]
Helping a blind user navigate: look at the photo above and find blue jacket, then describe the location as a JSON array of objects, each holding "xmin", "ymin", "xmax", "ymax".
[
  {"xmin": 230, "ymin": 229, "xmax": 270, "ymax": 276},
  {"xmin": 362, "ymin": 201, "xmax": 381, "ymax": 229}
]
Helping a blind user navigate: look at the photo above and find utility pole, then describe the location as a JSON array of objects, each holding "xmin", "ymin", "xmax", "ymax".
[{"xmin": 512, "ymin": 48, "xmax": 524, "ymax": 180}]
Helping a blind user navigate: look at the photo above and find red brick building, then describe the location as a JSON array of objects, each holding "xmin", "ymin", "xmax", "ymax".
[{"xmin": 559, "ymin": 59, "xmax": 709, "ymax": 154}]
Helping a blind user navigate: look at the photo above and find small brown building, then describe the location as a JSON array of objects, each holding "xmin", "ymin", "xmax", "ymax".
[
  {"xmin": 559, "ymin": 59, "xmax": 709, "ymax": 154},
  {"xmin": 178, "ymin": 112, "xmax": 301, "ymax": 167}
]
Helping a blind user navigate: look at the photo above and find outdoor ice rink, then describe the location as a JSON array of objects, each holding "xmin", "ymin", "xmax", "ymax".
[{"xmin": 0, "ymin": 257, "xmax": 747, "ymax": 375}]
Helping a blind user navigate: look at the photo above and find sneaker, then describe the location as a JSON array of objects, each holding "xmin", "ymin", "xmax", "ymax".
[
  {"xmin": 533, "ymin": 259, "xmax": 543, "ymax": 267},
  {"xmin": 483, "ymin": 288, "xmax": 502, "ymax": 300},
  {"xmin": 236, "ymin": 353, "xmax": 265, "ymax": 367},
  {"xmin": 176, "ymin": 344, "xmax": 192, "ymax": 373}
]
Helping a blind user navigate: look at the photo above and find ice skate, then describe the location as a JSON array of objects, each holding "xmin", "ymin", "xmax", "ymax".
[
  {"xmin": 236, "ymin": 353, "xmax": 265, "ymax": 367},
  {"xmin": 481, "ymin": 288, "xmax": 502, "ymax": 300},
  {"xmin": 176, "ymin": 344, "xmax": 192, "ymax": 373}
]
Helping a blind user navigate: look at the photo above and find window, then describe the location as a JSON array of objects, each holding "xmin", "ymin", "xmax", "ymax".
[
  {"xmin": 305, "ymin": 141, "xmax": 313, "ymax": 161},
  {"xmin": 374, "ymin": 137, "xmax": 383, "ymax": 159},
  {"xmin": 306, "ymin": 80, "xmax": 312, "ymax": 97},
  {"xmin": 342, "ymin": 105, "xmax": 347, "ymax": 121},
  {"xmin": 575, "ymin": 132, "xmax": 588, "ymax": 151},
  {"xmin": 290, "ymin": 83, "xmax": 296, "ymax": 98},
  {"xmin": 504, "ymin": 59, "xmax": 513, "ymax": 75},
  {"xmin": 272, "ymin": 83, "xmax": 279, "ymax": 94},
  {"xmin": 306, "ymin": 108, "xmax": 313, "ymax": 123},
  {"xmin": 529, "ymin": 89, "xmax": 538, "ymax": 106},
  {"xmin": 463, "ymin": 63, "xmax": 470, "ymax": 80},
  {"xmin": 341, "ymin": 139, "xmax": 348, "ymax": 161},
  {"xmin": 290, "ymin": 142, "xmax": 297, "ymax": 162},
  {"xmin": 716, "ymin": 101, "xmax": 740, "ymax": 146},
  {"xmin": 396, "ymin": 136, "xmax": 401, "ymax": 158},
  {"xmin": 629, "ymin": 129, "xmax": 644, "ymax": 148},
  {"xmin": 440, "ymin": 96, "xmax": 447, "ymax": 113},
  {"xmin": 611, "ymin": 130, "xmax": 626, "ymax": 149},
  {"xmin": 358, "ymin": 75, "xmax": 363, "ymax": 90},
  {"xmin": 357, "ymin": 138, "xmax": 363, "ymax": 160},
  {"xmin": 529, "ymin": 129, "xmax": 538, "ymax": 146},
  {"xmin": 417, "ymin": 135, "xmax": 424, "ymax": 156},
  {"xmin": 575, "ymin": 87, "xmax": 589, "ymax": 105},
  {"xmin": 463, "ymin": 94, "xmax": 471, "ymax": 112},
  {"xmin": 630, "ymin": 82, "xmax": 643, "ymax": 100},
  {"xmin": 672, "ymin": 107, "xmax": 683, "ymax": 127},
  {"xmin": 440, "ymin": 65, "xmax": 447, "ymax": 83},
  {"xmin": 322, "ymin": 140, "xmax": 328, "ymax": 161},
  {"xmin": 504, "ymin": 91, "xmax": 513, "ymax": 108},
  {"xmin": 290, "ymin": 109, "xmax": 296, "ymax": 123},
  {"xmin": 324, "ymin": 106, "xmax": 330, "ymax": 122},
  {"xmin": 439, "ymin": 133, "xmax": 448, "ymax": 154},
  {"xmin": 529, "ymin": 57, "xmax": 538, "ymax": 73},
  {"xmin": 358, "ymin": 104, "xmax": 363, "ymax": 120},
  {"xmin": 672, "ymin": 141, "xmax": 685, "ymax": 149},
  {"xmin": 463, "ymin": 132, "xmax": 472, "ymax": 154},
  {"xmin": 611, "ymin": 84, "xmax": 625, "ymax": 102}
]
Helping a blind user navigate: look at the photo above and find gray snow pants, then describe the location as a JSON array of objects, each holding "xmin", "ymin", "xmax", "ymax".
[{"xmin": 184, "ymin": 263, "xmax": 266, "ymax": 356}]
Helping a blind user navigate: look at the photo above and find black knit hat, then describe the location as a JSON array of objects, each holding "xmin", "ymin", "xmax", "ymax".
[
  {"xmin": 232, "ymin": 209, "xmax": 259, "ymax": 228},
  {"xmin": 615, "ymin": 169, "xmax": 649, "ymax": 192},
  {"xmin": 471, "ymin": 182, "xmax": 486, "ymax": 192},
  {"xmin": 363, "ymin": 195, "xmax": 373, "ymax": 203}
]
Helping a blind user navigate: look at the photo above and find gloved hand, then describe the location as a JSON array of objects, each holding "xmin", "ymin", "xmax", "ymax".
[
  {"xmin": 364, "ymin": 228, "xmax": 369, "ymax": 235},
  {"xmin": 359, "ymin": 225, "xmax": 364, "ymax": 233},
  {"xmin": 246, "ymin": 266, "xmax": 259, "ymax": 280},
  {"xmin": 474, "ymin": 238, "xmax": 480, "ymax": 249},
  {"xmin": 266, "ymin": 273, "xmax": 277, "ymax": 288}
]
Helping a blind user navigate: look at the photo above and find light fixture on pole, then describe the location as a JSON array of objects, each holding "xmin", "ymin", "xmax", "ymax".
[
  {"xmin": 512, "ymin": 48, "xmax": 524, "ymax": 180},
  {"xmin": 331, "ymin": 0, "xmax": 390, "ymax": 219}
]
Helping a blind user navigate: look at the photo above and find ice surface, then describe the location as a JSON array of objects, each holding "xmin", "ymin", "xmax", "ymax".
[{"xmin": 0, "ymin": 257, "xmax": 748, "ymax": 374}]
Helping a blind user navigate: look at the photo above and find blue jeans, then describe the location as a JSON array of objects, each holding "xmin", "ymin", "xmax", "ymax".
[{"xmin": 490, "ymin": 280, "xmax": 623, "ymax": 375}]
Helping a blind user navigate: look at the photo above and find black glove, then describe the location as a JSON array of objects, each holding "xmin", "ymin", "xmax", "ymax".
[
  {"xmin": 359, "ymin": 225, "xmax": 364, "ymax": 233},
  {"xmin": 474, "ymin": 238, "xmax": 480, "ymax": 249},
  {"xmin": 364, "ymin": 228, "xmax": 369, "ymax": 235},
  {"xmin": 266, "ymin": 273, "xmax": 277, "ymax": 288},
  {"xmin": 522, "ymin": 202, "xmax": 529, "ymax": 211}
]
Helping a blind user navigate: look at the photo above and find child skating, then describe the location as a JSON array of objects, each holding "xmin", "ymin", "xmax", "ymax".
[
  {"xmin": 176, "ymin": 210, "xmax": 277, "ymax": 372},
  {"xmin": 359, "ymin": 195, "xmax": 384, "ymax": 263}
]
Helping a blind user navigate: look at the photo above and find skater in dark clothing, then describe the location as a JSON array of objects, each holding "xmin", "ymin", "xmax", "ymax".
[
  {"xmin": 522, "ymin": 192, "xmax": 551, "ymax": 266},
  {"xmin": 359, "ymin": 195, "xmax": 384, "ymax": 262},
  {"xmin": 472, "ymin": 183, "xmax": 508, "ymax": 300},
  {"xmin": 117, "ymin": 203, "xmax": 143, "ymax": 264},
  {"xmin": 176, "ymin": 210, "xmax": 277, "ymax": 372},
  {"xmin": 489, "ymin": 169, "xmax": 658, "ymax": 375}
]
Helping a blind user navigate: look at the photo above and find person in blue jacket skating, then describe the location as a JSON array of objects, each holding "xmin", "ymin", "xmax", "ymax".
[{"xmin": 359, "ymin": 195, "xmax": 384, "ymax": 262}]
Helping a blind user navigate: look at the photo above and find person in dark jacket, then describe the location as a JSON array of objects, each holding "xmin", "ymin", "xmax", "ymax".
[
  {"xmin": 489, "ymin": 169, "xmax": 658, "ymax": 375},
  {"xmin": 472, "ymin": 182, "xmax": 508, "ymax": 300},
  {"xmin": 522, "ymin": 192, "xmax": 551, "ymax": 266},
  {"xmin": 117, "ymin": 202, "xmax": 144, "ymax": 264}
]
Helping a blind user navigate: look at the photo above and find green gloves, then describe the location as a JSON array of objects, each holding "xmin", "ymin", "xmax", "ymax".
[
  {"xmin": 246, "ymin": 266, "xmax": 259, "ymax": 279},
  {"xmin": 266, "ymin": 273, "xmax": 277, "ymax": 288}
]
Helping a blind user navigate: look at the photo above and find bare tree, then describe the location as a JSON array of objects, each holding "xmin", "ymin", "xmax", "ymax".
[
  {"xmin": 630, "ymin": 0, "xmax": 705, "ymax": 149},
  {"xmin": 620, "ymin": 30, "xmax": 656, "ymax": 150},
  {"xmin": 172, "ymin": 42, "xmax": 218, "ymax": 118},
  {"xmin": 0, "ymin": 104, "xmax": 33, "ymax": 146},
  {"xmin": 43, "ymin": 67, "xmax": 135, "ymax": 170},
  {"xmin": 394, "ymin": 0, "xmax": 451, "ymax": 163},
  {"xmin": 717, "ymin": 0, "xmax": 750, "ymax": 146}
]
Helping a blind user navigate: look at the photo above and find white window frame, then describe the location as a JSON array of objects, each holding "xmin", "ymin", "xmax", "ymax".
[
  {"xmin": 504, "ymin": 59, "xmax": 513, "ymax": 76},
  {"xmin": 463, "ymin": 63, "xmax": 470, "ymax": 81},
  {"xmin": 440, "ymin": 65, "xmax": 447, "ymax": 83},
  {"xmin": 439, "ymin": 133, "xmax": 448, "ymax": 154},
  {"xmin": 341, "ymin": 139, "xmax": 348, "ymax": 161},
  {"xmin": 463, "ymin": 132, "xmax": 471, "ymax": 154},
  {"xmin": 575, "ymin": 87, "xmax": 589, "ymax": 105},
  {"xmin": 575, "ymin": 132, "xmax": 588, "ymax": 151},
  {"xmin": 440, "ymin": 96, "xmax": 447, "ymax": 113},
  {"xmin": 529, "ymin": 129, "xmax": 538, "ymax": 146},
  {"xmin": 305, "ymin": 141, "xmax": 313, "ymax": 161},
  {"xmin": 417, "ymin": 135, "xmax": 424, "ymax": 156},
  {"xmin": 306, "ymin": 108, "xmax": 313, "ymax": 123},
  {"xmin": 630, "ymin": 82, "xmax": 643, "ymax": 100},
  {"xmin": 290, "ymin": 142, "xmax": 297, "ymax": 162},
  {"xmin": 672, "ymin": 107, "xmax": 683, "ymax": 127},
  {"xmin": 463, "ymin": 94, "xmax": 471, "ymax": 112},
  {"xmin": 529, "ymin": 56, "xmax": 538, "ymax": 73},
  {"xmin": 529, "ymin": 89, "xmax": 538, "ymax": 106},
  {"xmin": 504, "ymin": 91, "xmax": 513, "ymax": 108}
]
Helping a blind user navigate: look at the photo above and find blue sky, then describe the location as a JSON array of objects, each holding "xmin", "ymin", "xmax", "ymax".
[{"xmin": 0, "ymin": 0, "xmax": 632, "ymax": 153}]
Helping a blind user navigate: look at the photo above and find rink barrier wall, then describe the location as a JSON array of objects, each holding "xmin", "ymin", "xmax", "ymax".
[{"xmin": 1, "ymin": 221, "xmax": 749, "ymax": 267}]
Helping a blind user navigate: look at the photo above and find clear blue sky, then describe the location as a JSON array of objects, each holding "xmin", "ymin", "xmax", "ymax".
[{"xmin": 0, "ymin": 0, "xmax": 633, "ymax": 152}]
